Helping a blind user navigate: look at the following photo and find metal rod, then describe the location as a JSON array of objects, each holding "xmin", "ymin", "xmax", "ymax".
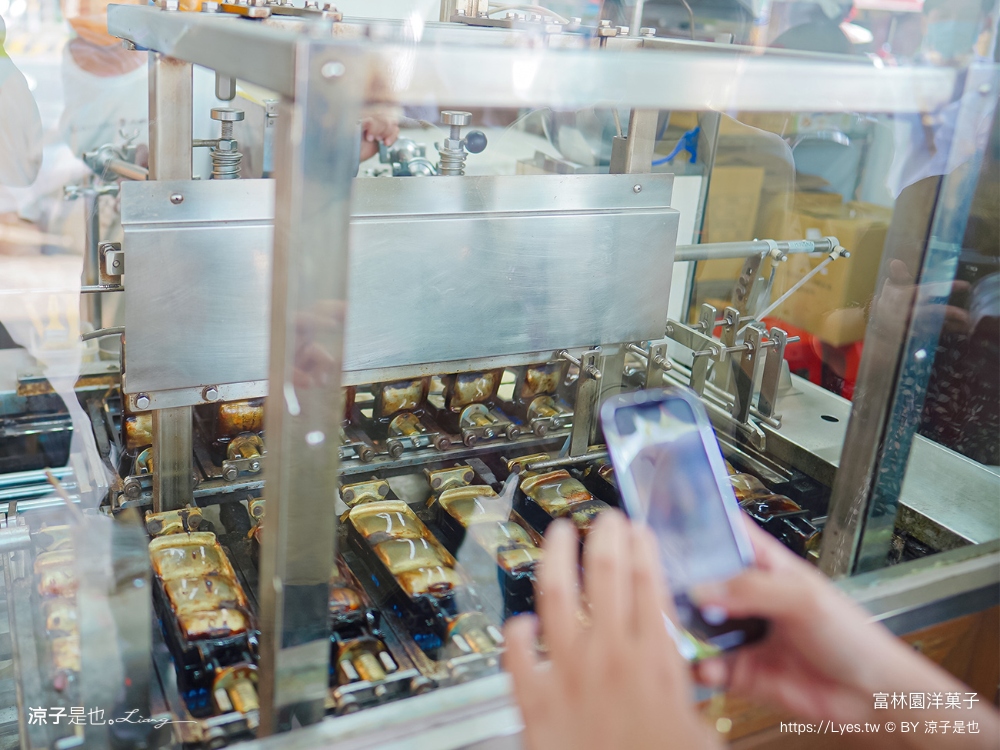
[
  {"xmin": 525, "ymin": 451, "xmax": 608, "ymax": 472},
  {"xmin": 106, "ymin": 158, "xmax": 148, "ymax": 181},
  {"xmin": 81, "ymin": 326, "xmax": 125, "ymax": 342},
  {"xmin": 674, "ymin": 237, "xmax": 837, "ymax": 263},
  {"xmin": 753, "ymin": 256, "xmax": 835, "ymax": 322},
  {"xmin": 82, "ymin": 188, "xmax": 102, "ymax": 328},
  {"xmin": 0, "ymin": 466, "xmax": 73, "ymax": 489}
]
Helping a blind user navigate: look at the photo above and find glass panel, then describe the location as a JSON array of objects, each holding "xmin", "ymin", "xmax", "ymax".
[{"xmin": 0, "ymin": 0, "xmax": 996, "ymax": 743}]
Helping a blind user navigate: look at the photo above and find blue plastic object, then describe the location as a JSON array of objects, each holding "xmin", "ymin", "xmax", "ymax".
[{"xmin": 652, "ymin": 126, "xmax": 701, "ymax": 166}]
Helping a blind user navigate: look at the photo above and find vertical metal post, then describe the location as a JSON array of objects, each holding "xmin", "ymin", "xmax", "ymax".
[
  {"xmin": 147, "ymin": 34, "xmax": 194, "ymax": 512},
  {"xmin": 148, "ymin": 53, "xmax": 193, "ymax": 180},
  {"xmin": 151, "ymin": 407, "xmax": 192, "ymax": 512},
  {"xmin": 609, "ymin": 109, "xmax": 658, "ymax": 174},
  {"xmin": 82, "ymin": 185, "xmax": 102, "ymax": 327},
  {"xmin": 256, "ymin": 42, "xmax": 361, "ymax": 735}
]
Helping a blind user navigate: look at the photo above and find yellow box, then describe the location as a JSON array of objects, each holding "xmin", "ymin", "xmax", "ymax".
[
  {"xmin": 768, "ymin": 196, "xmax": 892, "ymax": 347},
  {"xmin": 694, "ymin": 166, "xmax": 767, "ymax": 283}
]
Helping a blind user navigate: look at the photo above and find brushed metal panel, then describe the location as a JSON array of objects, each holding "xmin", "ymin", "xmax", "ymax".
[
  {"xmin": 121, "ymin": 175, "xmax": 678, "ymax": 396},
  {"xmin": 345, "ymin": 209, "xmax": 677, "ymax": 370},
  {"xmin": 122, "ymin": 180, "xmax": 274, "ymax": 395}
]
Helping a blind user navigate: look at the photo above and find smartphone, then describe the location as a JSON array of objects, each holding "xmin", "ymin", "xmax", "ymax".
[{"xmin": 600, "ymin": 386, "xmax": 768, "ymax": 655}]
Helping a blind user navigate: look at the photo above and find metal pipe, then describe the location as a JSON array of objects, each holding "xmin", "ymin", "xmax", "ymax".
[
  {"xmin": 82, "ymin": 189, "xmax": 102, "ymax": 328},
  {"xmin": 675, "ymin": 237, "xmax": 838, "ymax": 262},
  {"xmin": 525, "ymin": 451, "xmax": 608, "ymax": 472},
  {"xmin": 0, "ymin": 526, "xmax": 31, "ymax": 553},
  {"xmin": 0, "ymin": 466, "xmax": 73, "ymax": 489},
  {"xmin": 81, "ymin": 326, "xmax": 125, "ymax": 342},
  {"xmin": 106, "ymin": 158, "xmax": 148, "ymax": 181}
]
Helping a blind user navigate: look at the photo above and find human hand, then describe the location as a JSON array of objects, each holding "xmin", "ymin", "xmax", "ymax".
[
  {"xmin": 504, "ymin": 511, "xmax": 720, "ymax": 750},
  {"xmin": 359, "ymin": 113, "xmax": 399, "ymax": 162},
  {"xmin": 692, "ymin": 521, "xmax": 999, "ymax": 748}
]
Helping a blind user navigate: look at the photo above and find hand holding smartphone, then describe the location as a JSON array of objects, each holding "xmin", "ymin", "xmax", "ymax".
[{"xmin": 600, "ymin": 386, "xmax": 768, "ymax": 655}]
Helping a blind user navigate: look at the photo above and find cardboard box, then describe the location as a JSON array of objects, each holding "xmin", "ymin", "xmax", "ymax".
[
  {"xmin": 694, "ymin": 165, "xmax": 767, "ymax": 283},
  {"xmin": 767, "ymin": 196, "xmax": 892, "ymax": 347}
]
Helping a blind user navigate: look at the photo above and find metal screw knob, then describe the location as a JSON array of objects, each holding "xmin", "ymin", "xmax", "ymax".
[
  {"xmin": 440, "ymin": 111, "xmax": 472, "ymax": 127},
  {"xmin": 211, "ymin": 107, "xmax": 245, "ymax": 123},
  {"xmin": 203, "ymin": 386, "xmax": 220, "ymax": 402},
  {"xmin": 135, "ymin": 393, "xmax": 151, "ymax": 409}
]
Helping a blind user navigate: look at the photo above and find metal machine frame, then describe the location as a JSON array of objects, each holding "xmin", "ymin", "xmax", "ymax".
[{"xmin": 0, "ymin": 2, "xmax": 977, "ymax": 745}]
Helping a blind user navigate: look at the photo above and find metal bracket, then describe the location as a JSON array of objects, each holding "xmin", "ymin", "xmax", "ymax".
[
  {"xmin": 757, "ymin": 327, "xmax": 789, "ymax": 420},
  {"xmin": 731, "ymin": 325, "xmax": 765, "ymax": 424},
  {"xmin": 626, "ymin": 339, "xmax": 671, "ymax": 389},
  {"xmin": 563, "ymin": 348, "xmax": 602, "ymax": 456}
]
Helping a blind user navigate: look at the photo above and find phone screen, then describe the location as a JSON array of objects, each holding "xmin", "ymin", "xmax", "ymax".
[{"xmin": 609, "ymin": 397, "xmax": 746, "ymax": 592}]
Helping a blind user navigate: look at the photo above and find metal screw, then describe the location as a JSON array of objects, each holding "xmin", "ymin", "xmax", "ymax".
[
  {"xmin": 321, "ymin": 61, "xmax": 345, "ymax": 78},
  {"xmin": 222, "ymin": 465, "xmax": 238, "ymax": 482},
  {"xmin": 342, "ymin": 487, "xmax": 356, "ymax": 501},
  {"xmin": 640, "ymin": 27, "xmax": 656, "ymax": 37},
  {"xmin": 633, "ymin": 184, "xmax": 642, "ymax": 193},
  {"xmin": 135, "ymin": 393, "xmax": 151, "ymax": 409},
  {"xmin": 203, "ymin": 386, "xmax": 220, "ymax": 402},
  {"xmin": 598, "ymin": 19, "xmax": 611, "ymax": 27},
  {"xmin": 169, "ymin": 193, "xmax": 184, "ymax": 204},
  {"xmin": 979, "ymin": 83, "xmax": 992, "ymax": 95}
]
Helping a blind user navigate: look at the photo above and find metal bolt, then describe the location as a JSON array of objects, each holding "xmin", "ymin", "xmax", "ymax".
[
  {"xmin": 505, "ymin": 11, "xmax": 515, "ymax": 18},
  {"xmin": 483, "ymin": 427, "xmax": 495, "ymax": 439},
  {"xmin": 633, "ymin": 184, "xmax": 642, "ymax": 193},
  {"xmin": 203, "ymin": 386, "xmax": 220, "ymax": 402},
  {"xmin": 617, "ymin": 25, "xmax": 629, "ymax": 34},
  {"xmin": 342, "ymin": 487, "xmax": 356, "ymax": 501},
  {"xmin": 455, "ymin": 7, "xmax": 466, "ymax": 15},
  {"xmin": 598, "ymin": 19, "xmax": 611, "ymax": 27},
  {"xmin": 505, "ymin": 424, "xmax": 521, "ymax": 440},
  {"xmin": 640, "ymin": 27, "xmax": 656, "ymax": 37},
  {"xmin": 569, "ymin": 16, "xmax": 581, "ymax": 24},
  {"xmin": 123, "ymin": 478, "xmax": 142, "ymax": 499},
  {"xmin": 979, "ymin": 83, "xmax": 992, "ymax": 95},
  {"xmin": 201, "ymin": 1, "xmax": 219, "ymax": 10},
  {"xmin": 222, "ymin": 465, "xmax": 238, "ymax": 482},
  {"xmin": 321, "ymin": 61, "xmax": 345, "ymax": 79},
  {"xmin": 135, "ymin": 393, "xmax": 151, "ymax": 409},
  {"xmin": 169, "ymin": 193, "xmax": 184, "ymax": 204}
]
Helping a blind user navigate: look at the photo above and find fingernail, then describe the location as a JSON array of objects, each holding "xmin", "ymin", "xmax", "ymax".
[{"xmin": 701, "ymin": 604, "xmax": 728, "ymax": 626}]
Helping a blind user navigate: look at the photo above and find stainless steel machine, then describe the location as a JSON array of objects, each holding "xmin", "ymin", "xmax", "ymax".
[{"xmin": 0, "ymin": 3, "xmax": 997, "ymax": 748}]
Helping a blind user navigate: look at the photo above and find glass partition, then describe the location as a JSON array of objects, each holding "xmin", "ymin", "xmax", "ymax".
[{"xmin": 0, "ymin": 0, "xmax": 997, "ymax": 745}]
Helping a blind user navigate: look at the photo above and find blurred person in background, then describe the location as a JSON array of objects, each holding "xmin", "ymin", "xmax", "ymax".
[
  {"xmin": 0, "ymin": 14, "xmax": 44, "ymax": 192},
  {"xmin": 770, "ymin": 0, "xmax": 857, "ymax": 55}
]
